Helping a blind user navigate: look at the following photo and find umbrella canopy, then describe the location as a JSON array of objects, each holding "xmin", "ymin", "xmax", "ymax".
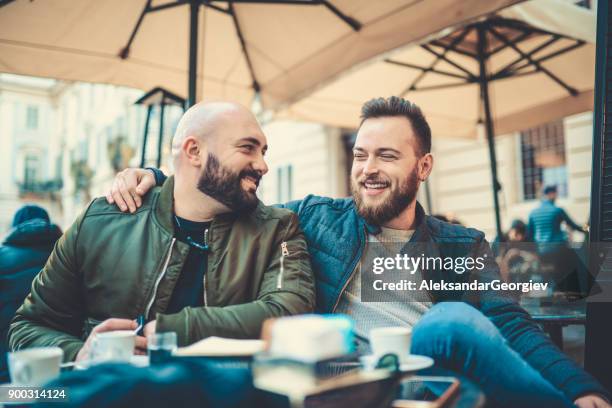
[
  {"xmin": 0, "ymin": 0, "xmax": 522, "ymax": 108},
  {"xmin": 278, "ymin": 0, "xmax": 595, "ymax": 238},
  {"xmin": 280, "ymin": 0, "xmax": 595, "ymax": 139}
]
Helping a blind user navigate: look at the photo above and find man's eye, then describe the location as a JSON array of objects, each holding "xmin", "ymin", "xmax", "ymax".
[
  {"xmin": 240, "ymin": 145, "xmax": 255, "ymax": 152},
  {"xmin": 353, "ymin": 154, "xmax": 366, "ymax": 160},
  {"xmin": 380, "ymin": 155, "xmax": 396, "ymax": 160}
]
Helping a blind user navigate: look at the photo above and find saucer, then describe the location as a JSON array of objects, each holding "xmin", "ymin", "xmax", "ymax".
[
  {"xmin": 360, "ymin": 354, "xmax": 434, "ymax": 372},
  {"xmin": 399, "ymin": 355, "xmax": 434, "ymax": 372},
  {"xmin": 75, "ymin": 354, "xmax": 149, "ymax": 370}
]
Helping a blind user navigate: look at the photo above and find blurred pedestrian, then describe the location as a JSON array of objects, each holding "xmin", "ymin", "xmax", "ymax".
[
  {"xmin": 0, "ymin": 204, "xmax": 62, "ymax": 382},
  {"xmin": 528, "ymin": 185, "xmax": 586, "ymax": 293},
  {"xmin": 528, "ymin": 185, "xmax": 585, "ymax": 247}
]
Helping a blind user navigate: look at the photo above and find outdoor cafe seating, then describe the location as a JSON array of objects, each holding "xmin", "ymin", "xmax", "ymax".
[{"xmin": 3, "ymin": 315, "xmax": 486, "ymax": 408}]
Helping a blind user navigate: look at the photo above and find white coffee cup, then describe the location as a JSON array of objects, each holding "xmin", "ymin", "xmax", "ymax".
[
  {"xmin": 8, "ymin": 347, "xmax": 63, "ymax": 386},
  {"xmin": 90, "ymin": 330, "xmax": 135, "ymax": 364},
  {"xmin": 370, "ymin": 327, "xmax": 412, "ymax": 363}
]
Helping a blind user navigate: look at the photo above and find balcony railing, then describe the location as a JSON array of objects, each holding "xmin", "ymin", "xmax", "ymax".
[{"xmin": 17, "ymin": 179, "xmax": 63, "ymax": 198}]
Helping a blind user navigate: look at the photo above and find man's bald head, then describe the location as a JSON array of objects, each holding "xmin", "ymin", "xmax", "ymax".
[
  {"xmin": 171, "ymin": 100, "xmax": 269, "ymax": 214},
  {"xmin": 172, "ymin": 101, "xmax": 255, "ymax": 159}
]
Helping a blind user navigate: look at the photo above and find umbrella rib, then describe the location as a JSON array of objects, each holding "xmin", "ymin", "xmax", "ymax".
[
  {"xmin": 228, "ymin": 0, "xmax": 261, "ymax": 92},
  {"xmin": 211, "ymin": 0, "xmax": 361, "ymax": 31},
  {"xmin": 511, "ymin": 40, "xmax": 585, "ymax": 72},
  {"xmin": 410, "ymin": 81, "xmax": 475, "ymax": 92},
  {"xmin": 148, "ymin": 0, "xmax": 190, "ymax": 12},
  {"xmin": 489, "ymin": 67, "xmax": 539, "ymax": 82},
  {"xmin": 486, "ymin": 30, "xmax": 532, "ymax": 58},
  {"xmin": 420, "ymin": 44, "xmax": 477, "ymax": 79},
  {"xmin": 491, "ymin": 35, "xmax": 562, "ymax": 79},
  {"xmin": 212, "ymin": 0, "xmax": 317, "ymax": 3},
  {"xmin": 401, "ymin": 28, "xmax": 474, "ymax": 96},
  {"xmin": 384, "ymin": 59, "xmax": 470, "ymax": 80},
  {"xmin": 430, "ymin": 39, "xmax": 477, "ymax": 59},
  {"xmin": 488, "ymin": 26, "xmax": 578, "ymax": 96},
  {"xmin": 320, "ymin": 0, "xmax": 361, "ymax": 31},
  {"xmin": 202, "ymin": 1, "xmax": 231, "ymax": 14},
  {"xmin": 119, "ymin": 0, "xmax": 154, "ymax": 59}
]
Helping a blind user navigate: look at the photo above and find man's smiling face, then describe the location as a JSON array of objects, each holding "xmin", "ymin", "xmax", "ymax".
[
  {"xmin": 350, "ymin": 116, "xmax": 422, "ymax": 226},
  {"xmin": 196, "ymin": 109, "xmax": 269, "ymax": 213}
]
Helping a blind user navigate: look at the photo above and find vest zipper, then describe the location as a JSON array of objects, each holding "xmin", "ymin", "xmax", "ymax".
[
  {"xmin": 203, "ymin": 228, "xmax": 209, "ymax": 306},
  {"xmin": 145, "ymin": 237, "xmax": 176, "ymax": 319},
  {"xmin": 276, "ymin": 242, "xmax": 290, "ymax": 289},
  {"xmin": 331, "ymin": 228, "xmax": 367, "ymax": 313}
]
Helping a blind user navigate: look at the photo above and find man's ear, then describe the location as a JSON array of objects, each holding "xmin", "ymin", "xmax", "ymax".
[
  {"xmin": 183, "ymin": 136, "xmax": 205, "ymax": 166},
  {"xmin": 418, "ymin": 153, "xmax": 434, "ymax": 181}
]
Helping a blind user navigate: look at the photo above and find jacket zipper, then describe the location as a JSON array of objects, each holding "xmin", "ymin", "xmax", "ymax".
[
  {"xmin": 331, "ymin": 228, "xmax": 367, "ymax": 313},
  {"xmin": 203, "ymin": 228, "xmax": 209, "ymax": 306},
  {"xmin": 145, "ymin": 237, "xmax": 176, "ymax": 319},
  {"xmin": 276, "ymin": 242, "xmax": 290, "ymax": 289}
]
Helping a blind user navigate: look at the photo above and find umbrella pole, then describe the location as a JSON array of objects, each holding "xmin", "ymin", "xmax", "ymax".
[
  {"xmin": 157, "ymin": 103, "xmax": 166, "ymax": 168},
  {"xmin": 188, "ymin": 0, "xmax": 200, "ymax": 107},
  {"xmin": 140, "ymin": 105, "xmax": 154, "ymax": 168},
  {"xmin": 476, "ymin": 23, "xmax": 503, "ymax": 239}
]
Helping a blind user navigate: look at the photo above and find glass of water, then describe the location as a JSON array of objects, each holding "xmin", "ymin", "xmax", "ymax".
[{"xmin": 148, "ymin": 332, "xmax": 177, "ymax": 365}]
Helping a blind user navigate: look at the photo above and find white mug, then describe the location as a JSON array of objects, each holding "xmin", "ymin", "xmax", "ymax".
[
  {"xmin": 90, "ymin": 330, "xmax": 135, "ymax": 364},
  {"xmin": 8, "ymin": 347, "xmax": 63, "ymax": 386},
  {"xmin": 369, "ymin": 327, "xmax": 412, "ymax": 363}
]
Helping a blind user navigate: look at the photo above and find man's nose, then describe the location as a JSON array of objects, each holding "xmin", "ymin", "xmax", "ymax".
[
  {"xmin": 252, "ymin": 154, "xmax": 269, "ymax": 175},
  {"xmin": 363, "ymin": 157, "xmax": 378, "ymax": 176}
]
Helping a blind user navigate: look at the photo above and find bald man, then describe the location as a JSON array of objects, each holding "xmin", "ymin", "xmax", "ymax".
[{"xmin": 8, "ymin": 102, "xmax": 315, "ymax": 363}]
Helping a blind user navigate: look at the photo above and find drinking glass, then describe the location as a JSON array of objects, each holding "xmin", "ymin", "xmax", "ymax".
[{"xmin": 148, "ymin": 332, "xmax": 177, "ymax": 364}]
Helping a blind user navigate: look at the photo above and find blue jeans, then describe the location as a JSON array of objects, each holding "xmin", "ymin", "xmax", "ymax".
[{"xmin": 411, "ymin": 302, "xmax": 575, "ymax": 408}]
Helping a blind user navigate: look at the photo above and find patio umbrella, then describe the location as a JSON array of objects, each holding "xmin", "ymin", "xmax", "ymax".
[
  {"xmin": 280, "ymin": 0, "xmax": 596, "ymax": 238},
  {"xmin": 0, "ymin": 0, "xmax": 522, "ymax": 108}
]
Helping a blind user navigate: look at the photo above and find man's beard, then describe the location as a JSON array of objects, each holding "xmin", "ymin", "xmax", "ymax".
[
  {"xmin": 197, "ymin": 153, "xmax": 261, "ymax": 213},
  {"xmin": 351, "ymin": 167, "xmax": 419, "ymax": 226}
]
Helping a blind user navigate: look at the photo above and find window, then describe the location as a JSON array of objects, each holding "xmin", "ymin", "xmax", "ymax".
[
  {"xmin": 277, "ymin": 165, "xmax": 293, "ymax": 203},
  {"xmin": 520, "ymin": 119, "xmax": 568, "ymax": 200},
  {"xmin": 24, "ymin": 154, "xmax": 40, "ymax": 189},
  {"xmin": 26, "ymin": 105, "xmax": 39, "ymax": 130}
]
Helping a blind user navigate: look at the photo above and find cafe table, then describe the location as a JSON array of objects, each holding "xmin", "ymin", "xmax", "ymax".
[
  {"xmin": 520, "ymin": 293, "xmax": 587, "ymax": 349},
  {"xmin": 0, "ymin": 354, "xmax": 485, "ymax": 408},
  {"xmin": 250, "ymin": 356, "xmax": 484, "ymax": 408}
]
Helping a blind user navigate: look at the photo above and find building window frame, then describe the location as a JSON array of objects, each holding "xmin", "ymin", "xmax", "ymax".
[
  {"xmin": 25, "ymin": 105, "xmax": 39, "ymax": 130},
  {"xmin": 276, "ymin": 164, "xmax": 293, "ymax": 203},
  {"xmin": 518, "ymin": 119, "xmax": 569, "ymax": 202}
]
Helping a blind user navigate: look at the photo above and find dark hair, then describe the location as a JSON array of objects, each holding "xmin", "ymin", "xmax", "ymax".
[
  {"xmin": 360, "ymin": 96, "xmax": 431, "ymax": 156},
  {"xmin": 12, "ymin": 204, "xmax": 49, "ymax": 227},
  {"xmin": 510, "ymin": 219, "xmax": 527, "ymax": 235},
  {"xmin": 543, "ymin": 185, "xmax": 557, "ymax": 195}
]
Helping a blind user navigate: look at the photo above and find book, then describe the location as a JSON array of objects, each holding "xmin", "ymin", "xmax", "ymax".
[{"xmin": 173, "ymin": 336, "xmax": 265, "ymax": 357}]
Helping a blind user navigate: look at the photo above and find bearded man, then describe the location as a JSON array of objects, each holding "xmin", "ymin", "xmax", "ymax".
[
  {"xmin": 109, "ymin": 97, "xmax": 609, "ymax": 408},
  {"xmin": 8, "ymin": 102, "xmax": 315, "ymax": 363}
]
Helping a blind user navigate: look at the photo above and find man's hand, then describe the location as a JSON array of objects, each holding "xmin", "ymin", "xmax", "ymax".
[
  {"xmin": 143, "ymin": 320, "xmax": 157, "ymax": 338},
  {"xmin": 75, "ymin": 318, "xmax": 147, "ymax": 362},
  {"xmin": 105, "ymin": 168, "xmax": 156, "ymax": 213},
  {"xmin": 260, "ymin": 318, "xmax": 277, "ymax": 351},
  {"xmin": 575, "ymin": 394, "xmax": 611, "ymax": 408}
]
